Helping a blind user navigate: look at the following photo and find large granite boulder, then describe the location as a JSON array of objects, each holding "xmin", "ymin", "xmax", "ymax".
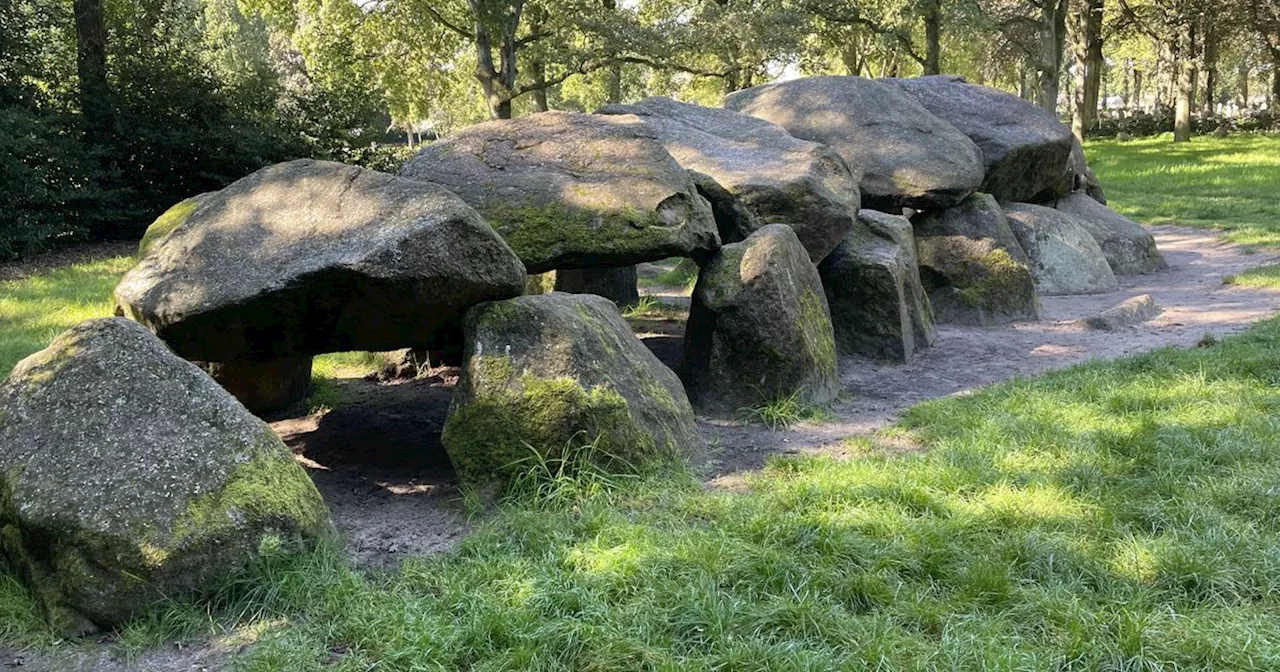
[
  {"xmin": 0, "ymin": 319, "xmax": 330, "ymax": 631},
  {"xmin": 597, "ymin": 97, "xmax": 858, "ymax": 263},
  {"xmin": 1053, "ymin": 193, "xmax": 1168, "ymax": 275},
  {"xmin": 400, "ymin": 111, "xmax": 720, "ymax": 273},
  {"xmin": 683, "ymin": 225, "xmax": 838, "ymax": 413},
  {"xmin": 442, "ymin": 293, "xmax": 700, "ymax": 495},
  {"xmin": 1003, "ymin": 202, "xmax": 1118, "ymax": 296},
  {"xmin": 114, "ymin": 159, "xmax": 526, "ymax": 411},
  {"xmin": 819, "ymin": 210, "xmax": 937, "ymax": 361},
  {"xmin": 912, "ymin": 193, "xmax": 1042, "ymax": 326},
  {"xmin": 724, "ymin": 76, "xmax": 984, "ymax": 212},
  {"xmin": 888, "ymin": 75, "xmax": 1075, "ymax": 203}
]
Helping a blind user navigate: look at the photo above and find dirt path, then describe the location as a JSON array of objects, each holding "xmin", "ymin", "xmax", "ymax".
[
  {"xmin": 4, "ymin": 226, "xmax": 1278, "ymax": 671},
  {"xmin": 705, "ymin": 226, "xmax": 1280, "ymax": 473}
]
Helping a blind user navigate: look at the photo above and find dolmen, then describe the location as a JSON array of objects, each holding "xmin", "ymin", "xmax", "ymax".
[{"xmin": 114, "ymin": 159, "xmax": 528, "ymax": 412}]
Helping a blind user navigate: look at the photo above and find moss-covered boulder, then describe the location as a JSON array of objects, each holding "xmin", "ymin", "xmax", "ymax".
[
  {"xmin": 114, "ymin": 160, "xmax": 525, "ymax": 411},
  {"xmin": 598, "ymin": 97, "xmax": 859, "ymax": 263},
  {"xmin": 683, "ymin": 224, "xmax": 839, "ymax": 413},
  {"xmin": 724, "ymin": 76, "xmax": 984, "ymax": 212},
  {"xmin": 819, "ymin": 210, "xmax": 937, "ymax": 361},
  {"xmin": 401, "ymin": 112, "xmax": 720, "ymax": 274},
  {"xmin": 1003, "ymin": 202, "xmax": 1118, "ymax": 296},
  {"xmin": 1053, "ymin": 193, "xmax": 1168, "ymax": 275},
  {"xmin": 0, "ymin": 319, "xmax": 330, "ymax": 631},
  {"xmin": 442, "ymin": 293, "xmax": 700, "ymax": 495},
  {"xmin": 887, "ymin": 75, "xmax": 1075, "ymax": 203},
  {"xmin": 912, "ymin": 193, "xmax": 1042, "ymax": 326}
]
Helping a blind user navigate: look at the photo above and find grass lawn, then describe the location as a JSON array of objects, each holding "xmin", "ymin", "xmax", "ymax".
[
  {"xmin": 1085, "ymin": 133, "xmax": 1280, "ymax": 248},
  {"xmin": 2, "ymin": 136, "xmax": 1280, "ymax": 669}
]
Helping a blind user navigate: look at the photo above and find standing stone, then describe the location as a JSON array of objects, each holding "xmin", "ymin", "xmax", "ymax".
[
  {"xmin": 552, "ymin": 267, "xmax": 640, "ymax": 308},
  {"xmin": 1053, "ymin": 193, "xmax": 1168, "ymax": 275},
  {"xmin": 819, "ymin": 211, "xmax": 937, "ymax": 361},
  {"xmin": 725, "ymin": 76, "xmax": 984, "ymax": 212},
  {"xmin": 683, "ymin": 225, "xmax": 838, "ymax": 413},
  {"xmin": 0, "ymin": 319, "xmax": 331, "ymax": 631},
  {"xmin": 443, "ymin": 293, "xmax": 700, "ymax": 495},
  {"xmin": 888, "ymin": 75, "xmax": 1075, "ymax": 203},
  {"xmin": 114, "ymin": 159, "xmax": 526, "ymax": 411},
  {"xmin": 401, "ymin": 111, "xmax": 720, "ymax": 273},
  {"xmin": 598, "ymin": 96, "xmax": 859, "ymax": 263},
  {"xmin": 912, "ymin": 193, "xmax": 1042, "ymax": 326},
  {"xmin": 197, "ymin": 358, "xmax": 314, "ymax": 415},
  {"xmin": 1003, "ymin": 202, "xmax": 1118, "ymax": 296}
]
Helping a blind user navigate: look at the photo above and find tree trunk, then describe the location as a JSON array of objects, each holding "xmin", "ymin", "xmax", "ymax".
[
  {"xmin": 1133, "ymin": 68, "xmax": 1143, "ymax": 113},
  {"xmin": 73, "ymin": 0, "xmax": 111, "ymax": 137},
  {"xmin": 1071, "ymin": 7, "xmax": 1087, "ymax": 141},
  {"xmin": 1174, "ymin": 22, "xmax": 1194, "ymax": 143},
  {"xmin": 1199, "ymin": 23, "xmax": 1216, "ymax": 119},
  {"xmin": 923, "ymin": 0, "xmax": 941, "ymax": 75},
  {"xmin": 531, "ymin": 61, "xmax": 549, "ymax": 112},
  {"xmin": 605, "ymin": 64, "xmax": 622, "ymax": 104},
  {"xmin": 1082, "ymin": 0, "xmax": 1103, "ymax": 129},
  {"xmin": 1237, "ymin": 62, "xmax": 1249, "ymax": 112},
  {"xmin": 1036, "ymin": 0, "xmax": 1069, "ymax": 114},
  {"xmin": 470, "ymin": 0, "xmax": 524, "ymax": 120}
]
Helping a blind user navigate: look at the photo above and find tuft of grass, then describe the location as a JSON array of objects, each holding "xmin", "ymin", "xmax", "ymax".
[
  {"xmin": 738, "ymin": 389, "xmax": 834, "ymax": 430},
  {"xmin": 1224, "ymin": 263, "xmax": 1280, "ymax": 289},
  {"xmin": 622, "ymin": 295, "xmax": 685, "ymax": 321},
  {"xmin": 502, "ymin": 435, "xmax": 642, "ymax": 509},
  {"xmin": 1086, "ymin": 133, "xmax": 1280, "ymax": 247}
]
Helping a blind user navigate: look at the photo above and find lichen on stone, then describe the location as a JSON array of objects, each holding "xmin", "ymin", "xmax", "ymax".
[{"xmin": 138, "ymin": 197, "xmax": 201, "ymax": 258}]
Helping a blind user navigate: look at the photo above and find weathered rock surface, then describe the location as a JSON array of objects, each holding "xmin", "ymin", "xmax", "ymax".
[
  {"xmin": 1003, "ymin": 202, "xmax": 1118, "ymax": 296},
  {"xmin": 888, "ymin": 75, "xmax": 1075, "ymax": 203},
  {"xmin": 198, "ymin": 357, "xmax": 313, "ymax": 414},
  {"xmin": 683, "ymin": 225, "xmax": 838, "ymax": 413},
  {"xmin": 401, "ymin": 111, "xmax": 720, "ymax": 273},
  {"xmin": 1067, "ymin": 139, "xmax": 1107, "ymax": 204},
  {"xmin": 724, "ymin": 76, "xmax": 984, "ymax": 212},
  {"xmin": 442, "ymin": 293, "xmax": 700, "ymax": 494},
  {"xmin": 115, "ymin": 159, "xmax": 526, "ymax": 364},
  {"xmin": 912, "ymin": 193, "xmax": 1042, "ymax": 326},
  {"xmin": 1078, "ymin": 294, "xmax": 1162, "ymax": 331},
  {"xmin": 598, "ymin": 96, "xmax": 858, "ymax": 262},
  {"xmin": 550, "ymin": 267, "xmax": 640, "ymax": 307},
  {"xmin": 0, "ymin": 319, "xmax": 330, "ymax": 630},
  {"xmin": 1053, "ymin": 193, "xmax": 1168, "ymax": 275},
  {"xmin": 819, "ymin": 210, "xmax": 937, "ymax": 361}
]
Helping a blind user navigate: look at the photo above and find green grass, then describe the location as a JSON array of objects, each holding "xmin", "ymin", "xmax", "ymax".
[
  {"xmin": 5, "ymin": 137, "xmax": 1280, "ymax": 667},
  {"xmin": 738, "ymin": 389, "xmax": 835, "ymax": 430},
  {"xmin": 1085, "ymin": 133, "xmax": 1280, "ymax": 247},
  {"xmin": 12, "ymin": 316, "xmax": 1280, "ymax": 668}
]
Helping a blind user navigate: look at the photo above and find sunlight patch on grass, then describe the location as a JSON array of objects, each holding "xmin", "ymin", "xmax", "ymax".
[
  {"xmin": 0, "ymin": 256, "xmax": 133, "ymax": 377},
  {"xmin": 1087, "ymin": 134, "xmax": 1280, "ymax": 247},
  {"xmin": 1225, "ymin": 264, "xmax": 1280, "ymax": 289}
]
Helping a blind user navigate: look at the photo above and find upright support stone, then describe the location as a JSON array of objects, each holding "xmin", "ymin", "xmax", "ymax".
[
  {"xmin": 199, "ymin": 357, "xmax": 313, "ymax": 414},
  {"xmin": 553, "ymin": 267, "xmax": 640, "ymax": 308}
]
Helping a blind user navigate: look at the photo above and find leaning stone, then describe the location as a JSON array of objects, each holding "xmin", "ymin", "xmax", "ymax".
[
  {"xmin": 683, "ymin": 225, "xmax": 839, "ymax": 413},
  {"xmin": 912, "ymin": 193, "xmax": 1042, "ymax": 326},
  {"xmin": 198, "ymin": 357, "xmax": 313, "ymax": 414},
  {"xmin": 401, "ymin": 111, "xmax": 720, "ymax": 273},
  {"xmin": 598, "ymin": 96, "xmax": 859, "ymax": 263},
  {"xmin": 1053, "ymin": 193, "xmax": 1168, "ymax": 275},
  {"xmin": 115, "ymin": 159, "xmax": 526, "ymax": 369},
  {"xmin": 1078, "ymin": 294, "xmax": 1161, "ymax": 331},
  {"xmin": 0, "ymin": 319, "xmax": 331, "ymax": 631},
  {"xmin": 819, "ymin": 211, "xmax": 937, "ymax": 361},
  {"xmin": 442, "ymin": 293, "xmax": 700, "ymax": 496},
  {"xmin": 725, "ymin": 76, "xmax": 984, "ymax": 212},
  {"xmin": 1003, "ymin": 202, "xmax": 1118, "ymax": 296},
  {"xmin": 888, "ymin": 75, "xmax": 1075, "ymax": 203}
]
